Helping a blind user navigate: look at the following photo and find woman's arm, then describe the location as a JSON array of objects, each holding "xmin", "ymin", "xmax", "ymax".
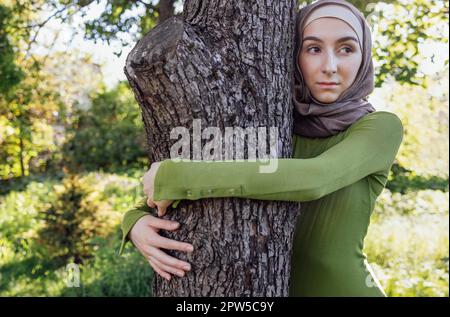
[
  {"xmin": 153, "ymin": 112, "xmax": 403, "ymax": 203},
  {"xmin": 119, "ymin": 198, "xmax": 180, "ymax": 255},
  {"xmin": 119, "ymin": 199, "xmax": 194, "ymax": 280},
  {"xmin": 119, "ymin": 198, "xmax": 152, "ymax": 256}
]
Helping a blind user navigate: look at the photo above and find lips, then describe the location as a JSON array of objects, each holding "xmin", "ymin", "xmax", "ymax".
[
  {"xmin": 318, "ymin": 82, "xmax": 339, "ymax": 85},
  {"xmin": 317, "ymin": 82, "xmax": 340, "ymax": 89}
]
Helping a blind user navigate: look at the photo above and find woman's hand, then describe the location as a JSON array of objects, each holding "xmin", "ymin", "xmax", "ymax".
[
  {"xmin": 129, "ymin": 214, "xmax": 194, "ymax": 281},
  {"xmin": 143, "ymin": 161, "xmax": 174, "ymax": 217}
]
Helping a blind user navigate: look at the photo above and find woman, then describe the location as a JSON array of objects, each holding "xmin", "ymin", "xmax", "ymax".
[{"xmin": 119, "ymin": 0, "xmax": 403, "ymax": 296}]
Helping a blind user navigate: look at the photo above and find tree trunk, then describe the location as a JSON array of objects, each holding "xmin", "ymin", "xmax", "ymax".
[
  {"xmin": 19, "ymin": 123, "xmax": 25, "ymax": 177},
  {"xmin": 125, "ymin": 0, "xmax": 299, "ymax": 296}
]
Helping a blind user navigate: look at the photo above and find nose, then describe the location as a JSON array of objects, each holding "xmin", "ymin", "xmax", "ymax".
[{"xmin": 322, "ymin": 51, "xmax": 337, "ymax": 75}]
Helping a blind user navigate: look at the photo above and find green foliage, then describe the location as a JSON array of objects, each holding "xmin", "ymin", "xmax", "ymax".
[
  {"xmin": 0, "ymin": 233, "xmax": 153, "ymax": 296},
  {"xmin": 0, "ymin": 176, "xmax": 58, "ymax": 252},
  {"xmin": 366, "ymin": 214, "xmax": 449, "ymax": 297},
  {"xmin": 0, "ymin": 4, "xmax": 23, "ymax": 93},
  {"xmin": 57, "ymin": 0, "xmax": 166, "ymax": 55},
  {"xmin": 387, "ymin": 164, "xmax": 449, "ymax": 194},
  {"xmin": 0, "ymin": 0, "xmax": 106, "ymax": 180},
  {"xmin": 0, "ymin": 170, "xmax": 153, "ymax": 296},
  {"xmin": 365, "ymin": 188, "xmax": 449, "ymax": 296},
  {"xmin": 61, "ymin": 81, "xmax": 147, "ymax": 173},
  {"xmin": 378, "ymin": 69, "xmax": 449, "ymax": 178},
  {"xmin": 0, "ymin": 53, "xmax": 85, "ymax": 179},
  {"xmin": 38, "ymin": 174, "xmax": 117, "ymax": 262},
  {"xmin": 373, "ymin": 187, "xmax": 449, "ymax": 217},
  {"xmin": 0, "ymin": 47, "xmax": 102, "ymax": 179},
  {"xmin": 370, "ymin": 0, "xmax": 449, "ymax": 87},
  {"xmin": 58, "ymin": 233, "xmax": 153, "ymax": 297}
]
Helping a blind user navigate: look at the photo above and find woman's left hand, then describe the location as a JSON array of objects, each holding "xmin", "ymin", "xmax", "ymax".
[{"xmin": 143, "ymin": 161, "xmax": 174, "ymax": 217}]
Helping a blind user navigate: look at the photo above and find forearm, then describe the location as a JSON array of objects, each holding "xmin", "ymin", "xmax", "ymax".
[
  {"xmin": 153, "ymin": 158, "xmax": 362, "ymax": 203},
  {"xmin": 153, "ymin": 112, "xmax": 403, "ymax": 204}
]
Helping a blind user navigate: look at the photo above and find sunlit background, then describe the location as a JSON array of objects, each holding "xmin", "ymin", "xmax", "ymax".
[{"xmin": 0, "ymin": 0, "xmax": 448, "ymax": 296}]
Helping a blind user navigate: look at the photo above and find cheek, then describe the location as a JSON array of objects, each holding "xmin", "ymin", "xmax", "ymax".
[
  {"xmin": 342, "ymin": 55, "xmax": 362, "ymax": 84},
  {"xmin": 299, "ymin": 54, "xmax": 318, "ymax": 83}
]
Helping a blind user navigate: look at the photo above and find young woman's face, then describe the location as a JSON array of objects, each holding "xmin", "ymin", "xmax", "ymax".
[{"xmin": 299, "ymin": 17, "xmax": 363, "ymax": 104}]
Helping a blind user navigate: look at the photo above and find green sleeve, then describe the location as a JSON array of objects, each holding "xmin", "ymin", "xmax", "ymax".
[
  {"xmin": 153, "ymin": 112, "xmax": 403, "ymax": 203},
  {"xmin": 118, "ymin": 198, "xmax": 152, "ymax": 256}
]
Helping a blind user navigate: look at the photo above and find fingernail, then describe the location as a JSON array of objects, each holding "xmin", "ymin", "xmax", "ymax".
[
  {"xmin": 173, "ymin": 222, "xmax": 180, "ymax": 228},
  {"xmin": 183, "ymin": 264, "xmax": 191, "ymax": 271},
  {"xmin": 186, "ymin": 245, "xmax": 194, "ymax": 252},
  {"xmin": 177, "ymin": 271, "xmax": 185, "ymax": 277}
]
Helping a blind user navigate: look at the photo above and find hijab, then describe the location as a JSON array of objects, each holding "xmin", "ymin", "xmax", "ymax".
[{"xmin": 293, "ymin": 0, "xmax": 376, "ymax": 138}]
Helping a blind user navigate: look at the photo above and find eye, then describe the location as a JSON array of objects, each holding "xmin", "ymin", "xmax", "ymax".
[
  {"xmin": 306, "ymin": 46, "xmax": 321, "ymax": 54},
  {"xmin": 339, "ymin": 46, "xmax": 354, "ymax": 54}
]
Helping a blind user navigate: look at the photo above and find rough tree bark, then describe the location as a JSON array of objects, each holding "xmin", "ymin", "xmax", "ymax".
[
  {"xmin": 125, "ymin": 0, "xmax": 299, "ymax": 296},
  {"xmin": 157, "ymin": 0, "xmax": 176, "ymax": 23}
]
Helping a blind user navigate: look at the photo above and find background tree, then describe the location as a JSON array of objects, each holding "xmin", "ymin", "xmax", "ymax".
[
  {"xmin": 0, "ymin": 4, "xmax": 23, "ymax": 94},
  {"xmin": 0, "ymin": 1, "xmax": 112, "ymax": 180},
  {"xmin": 0, "ymin": 50, "xmax": 103, "ymax": 179}
]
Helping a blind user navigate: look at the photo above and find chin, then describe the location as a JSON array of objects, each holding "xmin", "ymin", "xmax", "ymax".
[{"xmin": 314, "ymin": 93, "xmax": 339, "ymax": 104}]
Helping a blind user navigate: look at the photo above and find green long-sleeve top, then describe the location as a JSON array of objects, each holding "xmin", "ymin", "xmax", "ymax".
[{"xmin": 120, "ymin": 111, "xmax": 404, "ymax": 297}]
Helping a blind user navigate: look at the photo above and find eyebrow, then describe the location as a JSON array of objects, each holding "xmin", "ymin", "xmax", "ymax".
[{"xmin": 302, "ymin": 36, "xmax": 359, "ymax": 44}]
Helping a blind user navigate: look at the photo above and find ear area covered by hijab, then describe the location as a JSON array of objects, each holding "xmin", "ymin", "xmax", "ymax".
[{"xmin": 293, "ymin": 0, "xmax": 376, "ymax": 138}]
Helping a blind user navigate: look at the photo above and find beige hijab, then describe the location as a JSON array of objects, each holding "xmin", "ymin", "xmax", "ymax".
[{"xmin": 293, "ymin": 0, "xmax": 376, "ymax": 138}]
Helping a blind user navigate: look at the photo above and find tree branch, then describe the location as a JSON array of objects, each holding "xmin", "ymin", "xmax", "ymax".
[{"xmin": 156, "ymin": 0, "xmax": 176, "ymax": 24}]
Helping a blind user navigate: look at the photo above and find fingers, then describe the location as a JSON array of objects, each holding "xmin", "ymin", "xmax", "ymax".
[
  {"xmin": 147, "ymin": 197, "xmax": 156, "ymax": 208},
  {"xmin": 157, "ymin": 200, "xmax": 174, "ymax": 217},
  {"xmin": 146, "ymin": 198, "xmax": 173, "ymax": 217},
  {"xmin": 147, "ymin": 215, "xmax": 180, "ymax": 231},
  {"xmin": 150, "ymin": 234, "xmax": 194, "ymax": 253},
  {"xmin": 149, "ymin": 256, "xmax": 186, "ymax": 278},
  {"xmin": 157, "ymin": 204, "xmax": 167, "ymax": 217},
  {"xmin": 147, "ymin": 246, "xmax": 192, "ymax": 271},
  {"xmin": 148, "ymin": 258, "xmax": 171, "ymax": 281}
]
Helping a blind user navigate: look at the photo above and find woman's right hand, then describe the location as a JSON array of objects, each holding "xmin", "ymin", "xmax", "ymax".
[{"xmin": 129, "ymin": 214, "xmax": 194, "ymax": 281}]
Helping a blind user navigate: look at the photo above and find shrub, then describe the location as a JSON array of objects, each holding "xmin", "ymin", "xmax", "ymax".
[{"xmin": 38, "ymin": 174, "xmax": 116, "ymax": 262}]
